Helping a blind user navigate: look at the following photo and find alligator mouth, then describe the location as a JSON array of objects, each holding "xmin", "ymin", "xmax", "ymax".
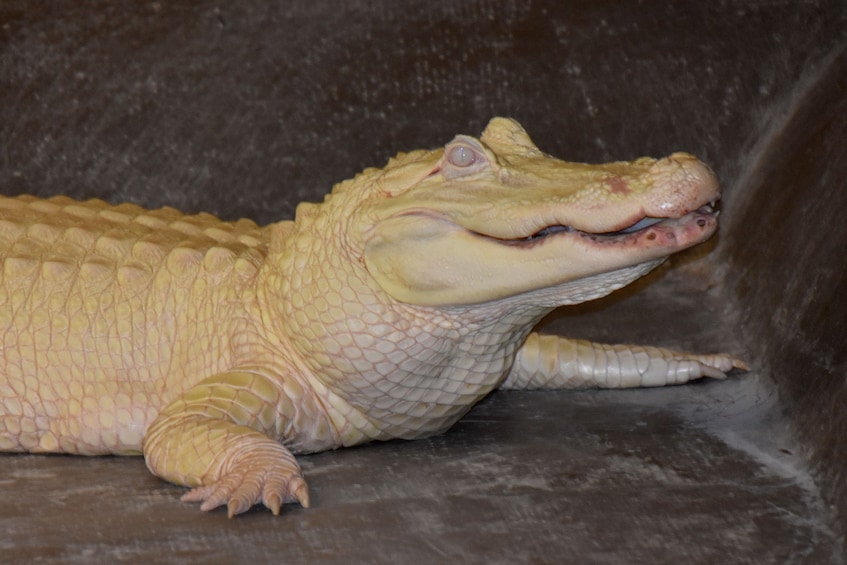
[{"xmin": 504, "ymin": 203, "xmax": 719, "ymax": 246}]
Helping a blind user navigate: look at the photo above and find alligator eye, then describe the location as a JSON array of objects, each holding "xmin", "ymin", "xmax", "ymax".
[
  {"xmin": 447, "ymin": 145, "xmax": 478, "ymax": 168},
  {"xmin": 442, "ymin": 136, "xmax": 490, "ymax": 179}
]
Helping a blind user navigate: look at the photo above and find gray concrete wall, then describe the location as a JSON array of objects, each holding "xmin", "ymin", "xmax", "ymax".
[{"xmin": 722, "ymin": 46, "xmax": 847, "ymax": 539}]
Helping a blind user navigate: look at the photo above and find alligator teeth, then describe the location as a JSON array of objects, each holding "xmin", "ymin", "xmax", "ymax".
[
  {"xmin": 616, "ymin": 217, "xmax": 664, "ymax": 234},
  {"xmin": 526, "ymin": 225, "xmax": 573, "ymax": 240}
]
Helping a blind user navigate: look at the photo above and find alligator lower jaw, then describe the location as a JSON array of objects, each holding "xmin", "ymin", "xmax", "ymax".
[{"xmin": 497, "ymin": 204, "xmax": 719, "ymax": 248}]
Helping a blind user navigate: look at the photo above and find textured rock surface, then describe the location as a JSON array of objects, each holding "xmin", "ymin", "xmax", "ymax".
[{"xmin": 1, "ymin": 1, "xmax": 845, "ymax": 562}]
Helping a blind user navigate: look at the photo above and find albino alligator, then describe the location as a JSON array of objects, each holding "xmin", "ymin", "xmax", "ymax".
[{"xmin": 0, "ymin": 118, "xmax": 746, "ymax": 517}]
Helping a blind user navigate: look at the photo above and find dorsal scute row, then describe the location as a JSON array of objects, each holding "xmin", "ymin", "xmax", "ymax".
[{"xmin": 0, "ymin": 195, "xmax": 268, "ymax": 286}]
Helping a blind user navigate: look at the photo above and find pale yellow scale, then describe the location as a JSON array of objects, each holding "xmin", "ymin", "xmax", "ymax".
[{"xmin": 0, "ymin": 195, "xmax": 265, "ymax": 455}]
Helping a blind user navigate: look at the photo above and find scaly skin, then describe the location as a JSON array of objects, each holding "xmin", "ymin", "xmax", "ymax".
[{"xmin": 0, "ymin": 118, "xmax": 746, "ymax": 517}]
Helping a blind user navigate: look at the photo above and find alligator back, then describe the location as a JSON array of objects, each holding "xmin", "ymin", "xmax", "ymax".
[{"xmin": 0, "ymin": 195, "xmax": 266, "ymax": 454}]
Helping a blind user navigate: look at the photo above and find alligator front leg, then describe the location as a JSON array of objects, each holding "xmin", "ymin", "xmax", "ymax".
[
  {"xmin": 501, "ymin": 332, "xmax": 748, "ymax": 390},
  {"xmin": 142, "ymin": 370, "xmax": 310, "ymax": 517}
]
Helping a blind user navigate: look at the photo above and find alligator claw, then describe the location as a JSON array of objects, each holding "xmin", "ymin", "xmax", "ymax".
[{"xmin": 180, "ymin": 452, "xmax": 309, "ymax": 517}]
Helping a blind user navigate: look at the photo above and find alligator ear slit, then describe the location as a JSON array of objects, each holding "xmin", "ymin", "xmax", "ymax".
[{"xmin": 426, "ymin": 166, "xmax": 442, "ymax": 178}]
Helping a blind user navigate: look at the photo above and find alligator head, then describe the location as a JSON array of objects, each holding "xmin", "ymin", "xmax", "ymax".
[{"xmin": 354, "ymin": 117, "xmax": 720, "ymax": 307}]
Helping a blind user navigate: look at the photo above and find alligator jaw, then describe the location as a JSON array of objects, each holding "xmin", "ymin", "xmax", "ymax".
[
  {"xmin": 486, "ymin": 202, "xmax": 719, "ymax": 248},
  {"xmin": 363, "ymin": 202, "xmax": 719, "ymax": 307}
]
